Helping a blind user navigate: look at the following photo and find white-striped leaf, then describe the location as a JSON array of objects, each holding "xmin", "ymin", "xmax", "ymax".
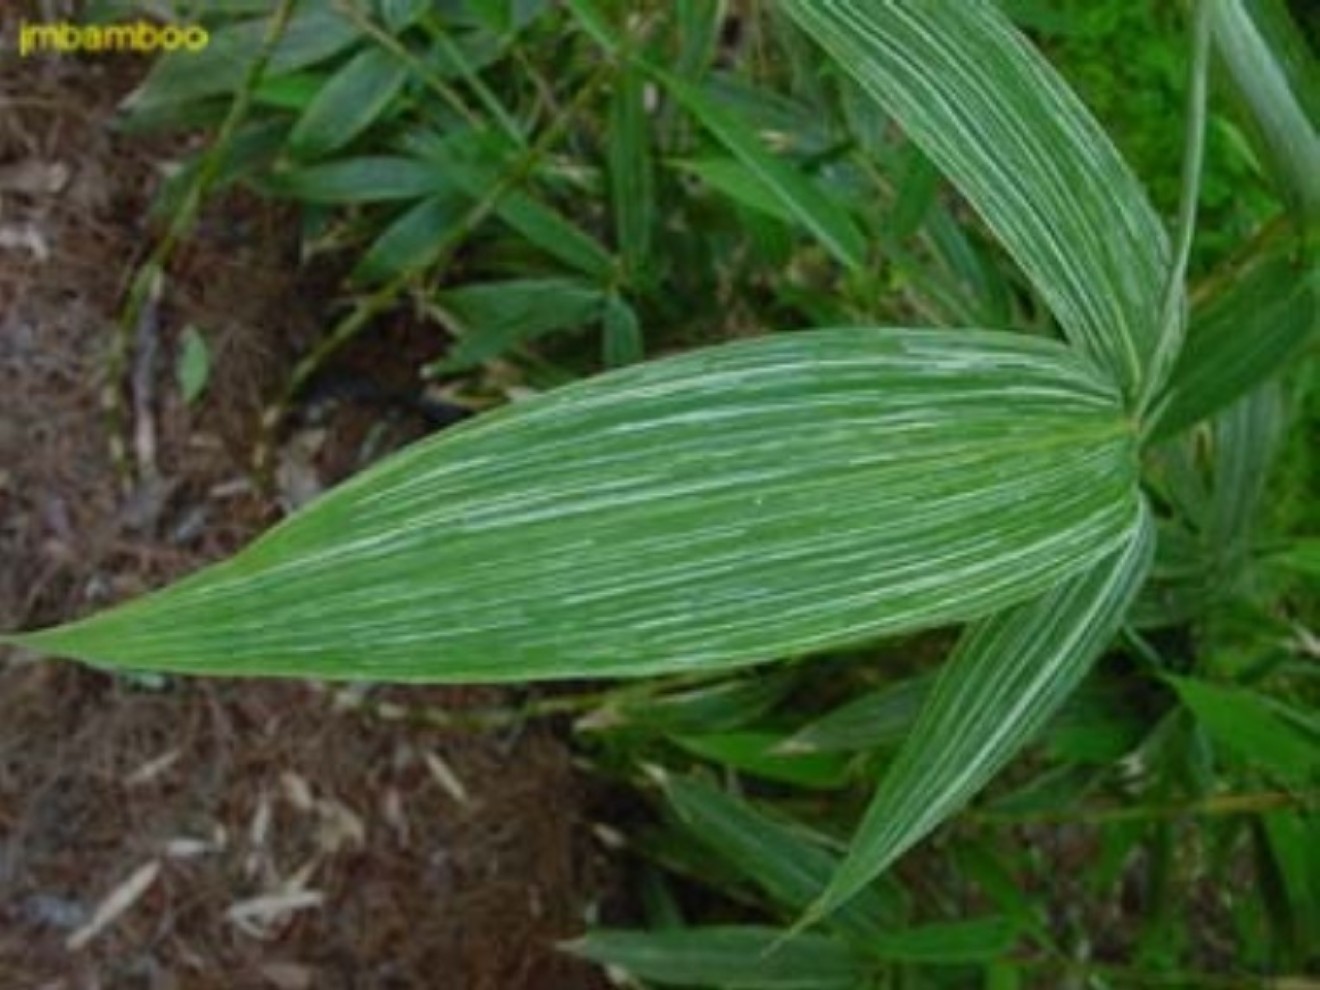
[
  {"xmin": 7, "ymin": 329, "xmax": 1141, "ymax": 682},
  {"xmin": 811, "ymin": 503, "xmax": 1155, "ymax": 919},
  {"xmin": 782, "ymin": 0, "xmax": 1170, "ymax": 401}
]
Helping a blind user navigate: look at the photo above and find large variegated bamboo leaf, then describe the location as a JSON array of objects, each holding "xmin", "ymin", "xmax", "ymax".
[
  {"xmin": 810, "ymin": 504, "xmax": 1154, "ymax": 919},
  {"xmin": 6, "ymin": 330, "xmax": 1141, "ymax": 682},
  {"xmin": 782, "ymin": 0, "xmax": 1170, "ymax": 401}
]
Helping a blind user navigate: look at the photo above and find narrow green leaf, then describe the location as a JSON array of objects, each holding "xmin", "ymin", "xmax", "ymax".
[
  {"xmin": 778, "ymin": 674, "xmax": 932, "ymax": 755},
  {"xmin": 431, "ymin": 278, "xmax": 604, "ymax": 372},
  {"xmin": 1167, "ymin": 676, "xmax": 1320, "ymax": 783},
  {"xmin": 564, "ymin": 927, "xmax": 868, "ymax": 989},
  {"xmin": 8, "ymin": 329, "xmax": 1142, "ymax": 683},
  {"xmin": 608, "ymin": 65, "xmax": 655, "ymax": 283},
  {"xmin": 601, "ymin": 293, "xmax": 644, "ymax": 368},
  {"xmin": 1211, "ymin": 0, "xmax": 1320, "ymax": 223},
  {"xmin": 264, "ymin": 157, "xmax": 448, "ymax": 203},
  {"xmin": 352, "ymin": 194, "xmax": 463, "ymax": 284},
  {"xmin": 813, "ymin": 505, "xmax": 1154, "ymax": 918},
  {"xmin": 673, "ymin": 156, "xmax": 801, "ymax": 224},
  {"xmin": 890, "ymin": 143, "xmax": 942, "ymax": 241},
  {"xmin": 870, "ymin": 916, "xmax": 1019, "ymax": 964},
  {"xmin": 671, "ymin": 731, "xmax": 852, "ymax": 789},
  {"xmin": 252, "ymin": 72, "xmax": 325, "ymax": 112},
  {"xmin": 1152, "ymin": 252, "xmax": 1318, "ymax": 441},
  {"xmin": 122, "ymin": 7, "xmax": 360, "ymax": 114},
  {"xmin": 782, "ymin": 0, "xmax": 1170, "ymax": 400},
  {"xmin": 674, "ymin": 0, "xmax": 724, "ymax": 80},
  {"xmin": 663, "ymin": 776, "xmax": 897, "ymax": 938},
  {"xmin": 289, "ymin": 47, "xmax": 409, "ymax": 158}
]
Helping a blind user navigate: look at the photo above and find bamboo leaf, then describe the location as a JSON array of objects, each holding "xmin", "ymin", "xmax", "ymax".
[
  {"xmin": 601, "ymin": 293, "xmax": 644, "ymax": 368},
  {"xmin": 870, "ymin": 916, "xmax": 1019, "ymax": 964},
  {"xmin": 352, "ymin": 194, "xmax": 464, "ymax": 284},
  {"xmin": 564, "ymin": 926, "xmax": 869, "ymax": 989},
  {"xmin": 663, "ymin": 775, "xmax": 899, "ymax": 939},
  {"xmin": 779, "ymin": 674, "xmax": 933, "ymax": 755},
  {"xmin": 1168, "ymin": 677, "xmax": 1320, "ymax": 783},
  {"xmin": 430, "ymin": 278, "xmax": 605, "ymax": 372},
  {"xmin": 608, "ymin": 64, "xmax": 656, "ymax": 283},
  {"xmin": 288, "ymin": 47, "xmax": 409, "ymax": 158},
  {"xmin": 7, "ymin": 329, "xmax": 1142, "ymax": 683},
  {"xmin": 264, "ymin": 156, "xmax": 449, "ymax": 203},
  {"xmin": 782, "ymin": 0, "xmax": 1170, "ymax": 400},
  {"xmin": 671, "ymin": 731, "xmax": 852, "ymax": 789},
  {"xmin": 812, "ymin": 505, "xmax": 1155, "ymax": 918}
]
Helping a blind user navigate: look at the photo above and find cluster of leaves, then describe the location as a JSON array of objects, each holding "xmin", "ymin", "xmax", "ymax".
[{"xmin": 18, "ymin": 0, "xmax": 1320, "ymax": 986}]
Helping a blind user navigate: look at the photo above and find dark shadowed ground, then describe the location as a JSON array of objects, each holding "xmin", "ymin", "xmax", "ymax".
[{"xmin": 0, "ymin": 12, "xmax": 610, "ymax": 988}]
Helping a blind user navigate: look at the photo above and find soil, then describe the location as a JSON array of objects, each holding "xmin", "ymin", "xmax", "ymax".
[{"xmin": 0, "ymin": 15, "xmax": 610, "ymax": 989}]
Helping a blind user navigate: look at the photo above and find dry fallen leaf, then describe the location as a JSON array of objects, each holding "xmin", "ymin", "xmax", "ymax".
[
  {"xmin": 66, "ymin": 859, "xmax": 162, "ymax": 951},
  {"xmin": 423, "ymin": 750, "xmax": 471, "ymax": 806}
]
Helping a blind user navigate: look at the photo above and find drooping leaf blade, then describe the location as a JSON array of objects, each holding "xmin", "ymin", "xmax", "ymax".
[
  {"xmin": 8, "ymin": 329, "xmax": 1142, "ymax": 683},
  {"xmin": 812, "ymin": 504, "xmax": 1155, "ymax": 918},
  {"xmin": 782, "ymin": 0, "xmax": 1170, "ymax": 400}
]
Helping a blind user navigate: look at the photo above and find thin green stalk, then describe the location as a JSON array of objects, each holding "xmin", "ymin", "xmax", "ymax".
[{"xmin": 1141, "ymin": 0, "xmax": 1212, "ymax": 420}]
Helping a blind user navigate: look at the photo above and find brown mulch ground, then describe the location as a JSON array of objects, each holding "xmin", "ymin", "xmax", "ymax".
[{"xmin": 0, "ymin": 16, "xmax": 610, "ymax": 990}]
